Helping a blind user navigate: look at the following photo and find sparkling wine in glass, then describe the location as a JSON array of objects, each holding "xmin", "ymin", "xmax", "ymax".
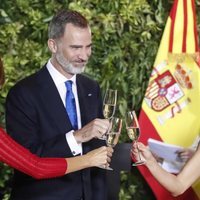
[
  {"xmin": 105, "ymin": 117, "xmax": 122, "ymax": 170},
  {"xmin": 126, "ymin": 110, "xmax": 145, "ymax": 166},
  {"xmin": 100, "ymin": 89, "xmax": 117, "ymax": 140},
  {"xmin": 103, "ymin": 89, "xmax": 117, "ymax": 119}
]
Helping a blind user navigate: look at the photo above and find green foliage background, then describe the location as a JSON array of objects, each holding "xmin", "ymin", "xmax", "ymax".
[{"xmin": 0, "ymin": 0, "xmax": 200, "ymax": 199}]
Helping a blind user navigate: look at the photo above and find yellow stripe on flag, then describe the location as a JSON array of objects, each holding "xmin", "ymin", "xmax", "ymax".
[{"xmin": 173, "ymin": 0, "xmax": 184, "ymax": 53}]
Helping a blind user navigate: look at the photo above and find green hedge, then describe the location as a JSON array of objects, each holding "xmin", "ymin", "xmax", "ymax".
[{"xmin": 1, "ymin": 0, "xmax": 199, "ymax": 199}]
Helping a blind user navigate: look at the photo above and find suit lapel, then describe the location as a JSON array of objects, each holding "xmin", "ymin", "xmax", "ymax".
[
  {"xmin": 37, "ymin": 66, "xmax": 73, "ymax": 133},
  {"xmin": 76, "ymin": 75, "xmax": 98, "ymax": 127}
]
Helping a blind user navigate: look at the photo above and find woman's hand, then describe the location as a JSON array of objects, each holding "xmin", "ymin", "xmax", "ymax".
[
  {"xmin": 131, "ymin": 142, "xmax": 156, "ymax": 165},
  {"xmin": 86, "ymin": 146, "xmax": 113, "ymax": 167},
  {"xmin": 176, "ymin": 148, "xmax": 195, "ymax": 162}
]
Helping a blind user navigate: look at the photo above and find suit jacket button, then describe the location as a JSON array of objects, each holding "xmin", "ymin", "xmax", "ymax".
[{"xmin": 72, "ymin": 151, "xmax": 76, "ymax": 155}]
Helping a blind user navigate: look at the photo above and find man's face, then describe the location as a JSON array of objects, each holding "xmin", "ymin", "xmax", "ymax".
[{"xmin": 54, "ymin": 23, "xmax": 92, "ymax": 77}]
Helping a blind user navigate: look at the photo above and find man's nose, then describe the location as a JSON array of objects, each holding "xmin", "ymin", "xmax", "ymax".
[{"xmin": 79, "ymin": 48, "xmax": 91, "ymax": 60}]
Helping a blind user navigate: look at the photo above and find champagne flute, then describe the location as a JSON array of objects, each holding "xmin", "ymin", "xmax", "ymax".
[
  {"xmin": 125, "ymin": 110, "xmax": 145, "ymax": 166},
  {"xmin": 105, "ymin": 117, "xmax": 122, "ymax": 170},
  {"xmin": 103, "ymin": 89, "xmax": 117, "ymax": 119},
  {"xmin": 100, "ymin": 89, "xmax": 117, "ymax": 140}
]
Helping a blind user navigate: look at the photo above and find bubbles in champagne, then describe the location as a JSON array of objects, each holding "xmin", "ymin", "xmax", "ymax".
[
  {"xmin": 106, "ymin": 132, "xmax": 120, "ymax": 147},
  {"xmin": 103, "ymin": 104, "xmax": 115, "ymax": 119},
  {"xmin": 127, "ymin": 127, "xmax": 140, "ymax": 141}
]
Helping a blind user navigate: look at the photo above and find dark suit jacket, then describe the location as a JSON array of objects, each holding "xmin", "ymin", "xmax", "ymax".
[{"xmin": 6, "ymin": 65, "xmax": 107, "ymax": 200}]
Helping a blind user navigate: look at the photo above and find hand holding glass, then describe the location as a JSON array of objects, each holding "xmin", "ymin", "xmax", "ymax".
[{"xmin": 126, "ymin": 111, "xmax": 145, "ymax": 166}]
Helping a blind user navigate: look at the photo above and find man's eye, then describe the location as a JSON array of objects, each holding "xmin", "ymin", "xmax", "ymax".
[{"xmin": 71, "ymin": 46, "xmax": 80, "ymax": 49}]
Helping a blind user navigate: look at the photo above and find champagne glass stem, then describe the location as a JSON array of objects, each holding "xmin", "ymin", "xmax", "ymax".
[
  {"xmin": 136, "ymin": 142, "xmax": 143, "ymax": 161},
  {"xmin": 132, "ymin": 141, "xmax": 145, "ymax": 166}
]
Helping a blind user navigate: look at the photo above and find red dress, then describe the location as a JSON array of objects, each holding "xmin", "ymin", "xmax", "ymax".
[{"xmin": 0, "ymin": 128, "xmax": 67, "ymax": 179}]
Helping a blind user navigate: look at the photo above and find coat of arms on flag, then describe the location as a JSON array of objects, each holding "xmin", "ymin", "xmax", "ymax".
[{"xmin": 144, "ymin": 61, "xmax": 194, "ymax": 126}]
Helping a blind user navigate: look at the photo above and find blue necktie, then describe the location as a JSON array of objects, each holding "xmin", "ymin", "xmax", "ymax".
[{"xmin": 65, "ymin": 81, "xmax": 78, "ymax": 130}]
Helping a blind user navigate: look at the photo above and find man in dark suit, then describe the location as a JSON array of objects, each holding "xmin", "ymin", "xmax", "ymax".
[{"xmin": 6, "ymin": 10, "xmax": 110, "ymax": 200}]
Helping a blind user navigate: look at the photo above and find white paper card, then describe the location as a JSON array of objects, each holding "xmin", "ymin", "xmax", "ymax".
[{"xmin": 147, "ymin": 138, "xmax": 184, "ymax": 162}]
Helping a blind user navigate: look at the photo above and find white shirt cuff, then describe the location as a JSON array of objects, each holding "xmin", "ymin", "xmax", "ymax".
[{"xmin": 65, "ymin": 130, "xmax": 82, "ymax": 156}]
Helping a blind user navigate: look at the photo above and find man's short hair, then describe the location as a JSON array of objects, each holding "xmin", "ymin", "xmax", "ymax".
[{"xmin": 48, "ymin": 10, "xmax": 89, "ymax": 39}]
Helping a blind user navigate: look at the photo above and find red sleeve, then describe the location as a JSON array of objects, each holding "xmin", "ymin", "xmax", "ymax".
[{"xmin": 0, "ymin": 128, "xmax": 67, "ymax": 179}]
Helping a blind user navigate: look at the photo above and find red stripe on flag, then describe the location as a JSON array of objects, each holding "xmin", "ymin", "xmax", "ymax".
[
  {"xmin": 182, "ymin": 0, "xmax": 187, "ymax": 52},
  {"xmin": 138, "ymin": 109, "xmax": 199, "ymax": 200},
  {"xmin": 169, "ymin": 0, "xmax": 178, "ymax": 53},
  {"xmin": 138, "ymin": 109, "xmax": 162, "ymax": 145}
]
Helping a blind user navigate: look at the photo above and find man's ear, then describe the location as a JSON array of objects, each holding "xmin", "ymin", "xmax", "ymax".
[{"xmin": 48, "ymin": 39, "xmax": 57, "ymax": 53}]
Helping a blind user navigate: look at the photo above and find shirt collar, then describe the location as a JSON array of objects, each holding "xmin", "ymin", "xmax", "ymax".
[{"xmin": 46, "ymin": 59, "xmax": 77, "ymax": 86}]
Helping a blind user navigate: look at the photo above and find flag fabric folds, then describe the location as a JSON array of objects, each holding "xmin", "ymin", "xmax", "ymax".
[{"xmin": 138, "ymin": 0, "xmax": 200, "ymax": 199}]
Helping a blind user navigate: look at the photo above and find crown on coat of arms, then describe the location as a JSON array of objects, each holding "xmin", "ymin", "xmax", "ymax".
[{"xmin": 174, "ymin": 64, "xmax": 193, "ymax": 89}]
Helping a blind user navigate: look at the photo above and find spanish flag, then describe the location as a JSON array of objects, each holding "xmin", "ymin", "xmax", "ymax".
[{"xmin": 138, "ymin": 0, "xmax": 200, "ymax": 199}]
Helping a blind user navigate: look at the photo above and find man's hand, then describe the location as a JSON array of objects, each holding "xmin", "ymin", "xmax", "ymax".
[{"xmin": 73, "ymin": 118, "xmax": 109, "ymax": 143}]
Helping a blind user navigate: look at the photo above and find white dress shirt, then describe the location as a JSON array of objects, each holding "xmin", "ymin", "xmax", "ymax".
[{"xmin": 47, "ymin": 59, "xmax": 82, "ymax": 155}]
